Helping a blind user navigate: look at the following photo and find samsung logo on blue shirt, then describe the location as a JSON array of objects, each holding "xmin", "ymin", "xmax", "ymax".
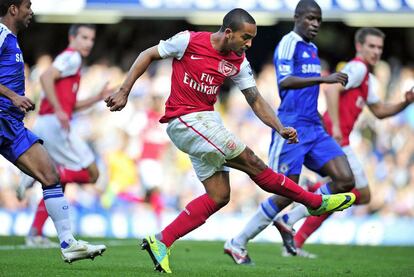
[{"xmin": 301, "ymin": 64, "xmax": 321, "ymax": 74}]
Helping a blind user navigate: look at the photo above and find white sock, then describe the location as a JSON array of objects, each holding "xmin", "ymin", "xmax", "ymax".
[
  {"xmin": 277, "ymin": 183, "xmax": 332, "ymax": 226},
  {"xmin": 277, "ymin": 204, "xmax": 310, "ymax": 226},
  {"xmin": 43, "ymin": 184, "xmax": 75, "ymax": 248},
  {"xmin": 316, "ymin": 183, "xmax": 332, "ymax": 195},
  {"xmin": 233, "ymin": 198, "xmax": 279, "ymax": 248}
]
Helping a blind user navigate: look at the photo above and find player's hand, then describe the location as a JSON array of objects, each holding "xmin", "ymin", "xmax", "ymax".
[
  {"xmin": 332, "ymin": 125, "xmax": 343, "ymax": 145},
  {"xmin": 56, "ymin": 109, "xmax": 70, "ymax": 132},
  {"xmin": 98, "ymin": 82, "xmax": 115, "ymax": 100},
  {"xmin": 105, "ymin": 89, "xmax": 129, "ymax": 112},
  {"xmin": 405, "ymin": 87, "xmax": 414, "ymax": 104},
  {"xmin": 12, "ymin": 95, "xmax": 35, "ymax": 113},
  {"xmin": 324, "ymin": 72, "xmax": 348, "ymax": 86},
  {"xmin": 280, "ymin": 126, "xmax": 299, "ymax": 144}
]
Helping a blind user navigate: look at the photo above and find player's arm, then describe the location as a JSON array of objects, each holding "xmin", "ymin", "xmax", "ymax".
[
  {"xmin": 40, "ymin": 66, "xmax": 63, "ymax": 112},
  {"xmin": 368, "ymin": 88, "xmax": 414, "ymax": 119},
  {"xmin": 105, "ymin": 46, "xmax": 162, "ymax": 112},
  {"xmin": 74, "ymin": 82, "xmax": 114, "ymax": 111},
  {"xmin": 0, "ymin": 83, "xmax": 34, "ymax": 113},
  {"xmin": 40, "ymin": 66, "xmax": 71, "ymax": 130},
  {"xmin": 274, "ymin": 44, "xmax": 347, "ymax": 90},
  {"xmin": 241, "ymin": 86, "xmax": 298, "ymax": 144},
  {"xmin": 106, "ymin": 31, "xmax": 190, "ymax": 112},
  {"xmin": 324, "ymin": 83, "xmax": 343, "ymax": 143},
  {"xmin": 280, "ymin": 73, "xmax": 348, "ymax": 90},
  {"xmin": 118, "ymin": 46, "xmax": 161, "ymax": 99}
]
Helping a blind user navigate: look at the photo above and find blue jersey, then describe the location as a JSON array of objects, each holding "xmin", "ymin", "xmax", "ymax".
[
  {"xmin": 274, "ymin": 31, "xmax": 321, "ymax": 127},
  {"xmin": 0, "ymin": 23, "xmax": 25, "ymax": 120},
  {"xmin": 0, "ymin": 23, "xmax": 39, "ymax": 163},
  {"xmin": 269, "ymin": 31, "xmax": 344, "ymax": 176}
]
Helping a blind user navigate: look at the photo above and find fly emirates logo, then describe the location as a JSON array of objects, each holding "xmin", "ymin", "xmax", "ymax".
[{"xmin": 183, "ymin": 72, "xmax": 219, "ymax": 95}]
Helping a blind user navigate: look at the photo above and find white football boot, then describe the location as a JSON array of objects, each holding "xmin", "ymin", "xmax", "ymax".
[
  {"xmin": 61, "ymin": 240, "xmax": 106, "ymax": 263},
  {"xmin": 224, "ymin": 239, "xmax": 254, "ymax": 265}
]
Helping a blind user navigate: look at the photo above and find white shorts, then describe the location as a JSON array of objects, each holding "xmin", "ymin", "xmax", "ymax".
[
  {"xmin": 32, "ymin": 114, "xmax": 95, "ymax": 170},
  {"xmin": 342, "ymin": 145, "xmax": 368, "ymax": 189},
  {"xmin": 167, "ymin": 111, "xmax": 246, "ymax": 181}
]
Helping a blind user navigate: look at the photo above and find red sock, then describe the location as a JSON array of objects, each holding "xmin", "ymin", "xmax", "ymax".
[
  {"xmin": 251, "ymin": 168, "xmax": 322, "ymax": 209},
  {"xmin": 351, "ymin": 188, "xmax": 361, "ymax": 204},
  {"xmin": 307, "ymin": 181, "xmax": 323, "ymax": 193},
  {"xmin": 161, "ymin": 194, "xmax": 220, "ymax": 247},
  {"xmin": 30, "ymin": 199, "xmax": 49, "ymax": 236},
  {"xmin": 58, "ymin": 167, "xmax": 90, "ymax": 184},
  {"xmin": 294, "ymin": 213, "xmax": 331, "ymax": 248}
]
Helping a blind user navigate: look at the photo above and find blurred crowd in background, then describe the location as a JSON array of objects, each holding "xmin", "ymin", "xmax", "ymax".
[{"xmin": 0, "ymin": 48, "xmax": 413, "ymax": 223}]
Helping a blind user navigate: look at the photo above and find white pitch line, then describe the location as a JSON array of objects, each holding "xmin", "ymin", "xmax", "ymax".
[{"xmin": 0, "ymin": 239, "xmax": 137, "ymax": 251}]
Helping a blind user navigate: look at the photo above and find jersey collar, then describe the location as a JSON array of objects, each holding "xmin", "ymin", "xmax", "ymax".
[{"xmin": 0, "ymin": 22, "xmax": 15, "ymax": 37}]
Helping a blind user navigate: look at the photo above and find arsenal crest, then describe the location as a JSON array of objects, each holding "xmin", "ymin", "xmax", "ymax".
[{"xmin": 218, "ymin": 60, "xmax": 237, "ymax": 77}]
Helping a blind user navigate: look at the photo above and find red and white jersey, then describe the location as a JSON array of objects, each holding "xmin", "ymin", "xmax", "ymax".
[
  {"xmin": 157, "ymin": 31, "xmax": 256, "ymax": 123},
  {"xmin": 323, "ymin": 57, "xmax": 380, "ymax": 146},
  {"xmin": 39, "ymin": 48, "xmax": 82, "ymax": 118}
]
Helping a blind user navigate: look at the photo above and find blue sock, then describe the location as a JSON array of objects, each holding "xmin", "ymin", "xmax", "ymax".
[{"xmin": 260, "ymin": 197, "xmax": 280, "ymax": 220}]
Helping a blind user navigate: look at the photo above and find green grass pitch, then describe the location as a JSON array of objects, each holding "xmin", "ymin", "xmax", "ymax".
[{"xmin": 1, "ymin": 236, "xmax": 413, "ymax": 276}]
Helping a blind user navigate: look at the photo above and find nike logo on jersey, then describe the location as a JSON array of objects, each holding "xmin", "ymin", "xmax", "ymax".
[
  {"xmin": 302, "ymin": 51, "xmax": 310, "ymax": 58},
  {"xmin": 190, "ymin": 55, "xmax": 203, "ymax": 60}
]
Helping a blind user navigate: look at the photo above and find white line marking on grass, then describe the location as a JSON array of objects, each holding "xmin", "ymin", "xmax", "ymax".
[{"xmin": 0, "ymin": 240, "xmax": 135, "ymax": 251}]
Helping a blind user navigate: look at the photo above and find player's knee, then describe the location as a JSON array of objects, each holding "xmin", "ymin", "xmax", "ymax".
[
  {"xmin": 216, "ymin": 197, "xmax": 230, "ymax": 208},
  {"xmin": 243, "ymin": 148, "xmax": 266, "ymax": 170},
  {"xmin": 88, "ymin": 165, "xmax": 100, "ymax": 183},
  {"xmin": 89, "ymin": 170, "xmax": 99, "ymax": 183},
  {"xmin": 41, "ymin": 170, "xmax": 60, "ymax": 187},
  {"xmin": 336, "ymin": 172, "xmax": 355, "ymax": 192},
  {"xmin": 212, "ymin": 192, "xmax": 230, "ymax": 208},
  {"xmin": 358, "ymin": 189, "xmax": 371, "ymax": 204}
]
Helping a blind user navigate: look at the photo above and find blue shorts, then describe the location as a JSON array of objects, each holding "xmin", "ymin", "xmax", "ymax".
[
  {"xmin": 0, "ymin": 113, "xmax": 41, "ymax": 163},
  {"xmin": 268, "ymin": 124, "xmax": 344, "ymax": 176}
]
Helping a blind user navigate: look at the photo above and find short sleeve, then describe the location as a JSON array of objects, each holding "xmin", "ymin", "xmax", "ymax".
[
  {"xmin": 52, "ymin": 51, "xmax": 82, "ymax": 78},
  {"xmin": 0, "ymin": 30, "xmax": 10, "ymax": 56},
  {"xmin": 0, "ymin": 40, "xmax": 5, "ymax": 55},
  {"xmin": 230, "ymin": 58, "xmax": 256, "ymax": 90},
  {"xmin": 274, "ymin": 37, "xmax": 298, "ymax": 84},
  {"xmin": 367, "ymin": 74, "xmax": 380, "ymax": 104},
  {"xmin": 158, "ymin": 31, "xmax": 190, "ymax": 60},
  {"xmin": 341, "ymin": 61, "xmax": 368, "ymax": 90}
]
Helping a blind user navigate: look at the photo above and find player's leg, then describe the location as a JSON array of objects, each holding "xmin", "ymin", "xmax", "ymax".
[
  {"xmin": 23, "ymin": 116, "xmax": 99, "ymax": 245},
  {"xmin": 15, "ymin": 142, "xmax": 106, "ymax": 262},
  {"xmin": 16, "ymin": 172, "xmax": 36, "ymax": 200},
  {"xmin": 273, "ymin": 128, "xmax": 355, "ymax": 254},
  {"xmin": 33, "ymin": 114, "xmax": 98, "ymax": 185},
  {"xmin": 226, "ymin": 147, "xmax": 354, "ymax": 214},
  {"xmin": 355, "ymin": 186, "xmax": 370, "ymax": 204},
  {"xmin": 281, "ymin": 129, "xmax": 354, "ymax": 223},
  {"xmin": 292, "ymin": 152, "xmax": 371, "ymax": 255},
  {"xmin": 228, "ymin": 128, "xmax": 311, "ymax": 259},
  {"xmin": 226, "ymin": 126, "xmax": 354, "ymax": 261},
  {"xmin": 228, "ymin": 186, "xmax": 297, "ymax": 261},
  {"xmin": 227, "ymin": 195, "xmax": 296, "ymax": 263},
  {"xmin": 141, "ymin": 112, "xmax": 232, "ymax": 273},
  {"xmin": 58, "ymin": 162, "xmax": 99, "ymax": 184},
  {"xmin": 343, "ymin": 146, "xmax": 370, "ymax": 205},
  {"xmin": 24, "ymin": 163, "xmax": 99, "ymax": 247},
  {"xmin": 142, "ymin": 170, "xmax": 227, "ymax": 273}
]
